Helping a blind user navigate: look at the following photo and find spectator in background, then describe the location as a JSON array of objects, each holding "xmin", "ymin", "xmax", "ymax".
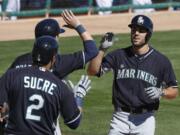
[
  {"xmin": 96, "ymin": 0, "xmax": 113, "ymax": 15},
  {"xmin": 132, "ymin": 0, "xmax": 155, "ymax": 13},
  {"xmin": 0, "ymin": 0, "xmax": 2, "ymax": 13},
  {"xmin": 26, "ymin": 0, "xmax": 46, "ymax": 10},
  {"xmin": 6, "ymin": 0, "xmax": 20, "ymax": 20}
]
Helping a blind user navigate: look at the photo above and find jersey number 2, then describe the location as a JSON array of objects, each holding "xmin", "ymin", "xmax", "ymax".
[{"xmin": 26, "ymin": 94, "xmax": 44, "ymax": 121}]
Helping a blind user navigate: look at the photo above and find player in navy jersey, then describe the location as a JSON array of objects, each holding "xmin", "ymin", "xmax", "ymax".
[
  {"xmin": 0, "ymin": 10, "xmax": 95, "ymax": 135},
  {"xmin": 0, "ymin": 36, "xmax": 90, "ymax": 135},
  {"xmin": 9, "ymin": 10, "xmax": 98, "ymax": 78},
  {"xmin": 87, "ymin": 15, "xmax": 178, "ymax": 135}
]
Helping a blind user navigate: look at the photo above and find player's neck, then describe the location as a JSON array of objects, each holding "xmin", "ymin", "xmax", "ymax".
[
  {"xmin": 39, "ymin": 62, "xmax": 53, "ymax": 71},
  {"xmin": 45, "ymin": 62, "xmax": 53, "ymax": 71},
  {"xmin": 43, "ymin": 57, "xmax": 55, "ymax": 71},
  {"xmin": 132, "ymin": 44, "xmax": 149, "ymax": 55}
]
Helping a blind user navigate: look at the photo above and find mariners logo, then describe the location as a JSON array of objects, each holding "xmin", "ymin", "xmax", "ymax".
[{"xmin": 137, "ymin": 16, "xmax": 144, "ymax": 25}]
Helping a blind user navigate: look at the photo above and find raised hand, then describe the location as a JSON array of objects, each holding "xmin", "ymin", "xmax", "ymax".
[
  {"xmin": 61, "ymin": 10, "xmax": 81, "ymax": 29},
  {"xmin": 74, "ymin": 75, "xmax": 91, "ymax": 98},
  {"xmin": 99, "ymin": 32, "xmax": 114, "ymax": 52}
]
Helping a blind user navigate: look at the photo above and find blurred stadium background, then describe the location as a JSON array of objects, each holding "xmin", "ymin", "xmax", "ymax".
[
  {"xmin": 0, "ymin": 0, "xmax": 180, "ymax": 41},
  {"xmin": 0, "ymin": 0, "xmax": 180, "ymax": 18},
  {"xmin": 0, "ymin": 1, "xmax": 180, "ymax": 135}
]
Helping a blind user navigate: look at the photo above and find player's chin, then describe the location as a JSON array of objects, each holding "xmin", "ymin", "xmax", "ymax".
[
  {"xmin": 131, "ymin": 39, "xmax": 142, "ymax": 47},
  {"xmin": 132, "ymin": 38, "xmax": 139, "ymax": 44},
  {"xmin": 132, "ymin": 42, "xmax": 144, "ymax": 48},
  {"xmin": 132, "ymin": 41, "xmax": 140, "ymax": 46}
]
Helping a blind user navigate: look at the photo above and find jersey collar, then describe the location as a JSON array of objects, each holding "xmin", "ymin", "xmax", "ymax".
[{"xmin": 133, "ymin": 46, "xmax": 154, "ymax": 61}]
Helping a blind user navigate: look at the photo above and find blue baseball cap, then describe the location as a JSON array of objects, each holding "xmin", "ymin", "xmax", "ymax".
[{"xmin": 35, "ymin": 18, "xmax": 65, "ymax": 38}]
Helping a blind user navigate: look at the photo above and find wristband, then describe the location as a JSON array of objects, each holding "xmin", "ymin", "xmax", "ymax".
[{"xmin": 75, "ymin": 25, "xmax": 86, "ymax": 34}]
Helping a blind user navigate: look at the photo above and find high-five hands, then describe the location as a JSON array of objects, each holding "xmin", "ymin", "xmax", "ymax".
[{"xmin": 61, "ymin": 10, "xmax": 81, "ymax": 29}]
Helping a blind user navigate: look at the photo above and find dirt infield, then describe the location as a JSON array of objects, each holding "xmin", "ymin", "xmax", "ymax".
[{"xmin": 0, "ymin": 11, "xmax": 180, "ymax": 41}]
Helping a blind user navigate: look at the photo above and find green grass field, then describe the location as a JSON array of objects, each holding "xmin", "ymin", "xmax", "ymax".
[{"xmin": 0, "ymin": 30, "xmax": 180, "ymax": 135}]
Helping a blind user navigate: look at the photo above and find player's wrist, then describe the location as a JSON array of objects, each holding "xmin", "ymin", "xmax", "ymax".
[
  {"xmin": 75, "ymin": 25, "xmax": 86, "ymax": 35},
  {"xmin": 74, "ymin": 21, "xmax": 81, "ymax": 28},
  {"xmin": 76, "ymin": 96, "xmax": 84, "ymax": 108},
  {"xmin": 99, "ymin": 45, "xmax": 108, "ymax": 52},
  {"xmin": 161, "ymin": 89, "xmax": 166, "ymax": 97}
]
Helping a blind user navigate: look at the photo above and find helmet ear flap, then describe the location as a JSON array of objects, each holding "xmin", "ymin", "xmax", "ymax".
[{"xmin": 145, "ymin": 31, "xmax": 152, "ymax": 44}]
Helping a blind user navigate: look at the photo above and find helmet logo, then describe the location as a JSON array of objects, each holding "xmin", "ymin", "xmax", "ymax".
[
  {"xmin": 45, "ymin": 26, "xmax": 51, "ymax": 31},
  {"xmin": 137, "ymin": 16, "xmax": 144, "ymax": 25}
]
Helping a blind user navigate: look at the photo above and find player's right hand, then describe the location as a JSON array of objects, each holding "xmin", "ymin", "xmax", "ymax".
[
  {"xmin": 99, "ymin": 32, "xmax": 114, "ymax": 51},
  {"xmin": 61, "ymin": 10, "xmax": 81, "ymax": 29},
  {"xmin": 144, "ymin": 87, "xmax": 163, "ymax": 100},
  {"xmin": 74, "ymin": 75, "xmax": 91, "ymax": 98}
]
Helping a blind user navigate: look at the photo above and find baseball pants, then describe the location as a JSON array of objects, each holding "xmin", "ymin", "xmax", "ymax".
[{"xmin": 108, "ymin": 110, "xmax": 155, "ymax": 135}]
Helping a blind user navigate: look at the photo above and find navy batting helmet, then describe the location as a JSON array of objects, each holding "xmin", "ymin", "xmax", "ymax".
[
  {"xmin": 32, "ymin": 36, "xmax": 58, "ymax": 66},
  {"xmin": 35, "ymin": 18, "xmax": 65, "ymax": 38},
  {"xmin": 128, "ymin": 15, "xmax": 153, "ymax": 42}
]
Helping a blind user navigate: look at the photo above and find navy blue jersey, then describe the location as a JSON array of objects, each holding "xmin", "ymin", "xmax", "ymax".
[
  {"xmin": 9, "ymin": 51, "xmax": 84, "ymax": 79},
  {"xmin": 99, "ymin": 46, "xmax": 178, "ymax": 110},
  {"xmin": 0, "ymin": 67, "xmax": 80, "ymax": 135}
]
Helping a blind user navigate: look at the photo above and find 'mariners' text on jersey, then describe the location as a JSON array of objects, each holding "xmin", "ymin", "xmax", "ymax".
[
  {"xmin": 24, "ymin": 76, "xmax": 57, "ymax": 95},
  {"xmin": 116, "ymin": 68, "xmax": 157, "ymax": 86}
]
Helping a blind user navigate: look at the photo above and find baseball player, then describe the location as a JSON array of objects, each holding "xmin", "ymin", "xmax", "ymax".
[
  {"xmin": 9, "ymin": 10, "xmax": 98, "ymax": 79},
  {"xmin": 0, "ymin": 36, "xmax": 91, "ymax": 135},
  {"xmin": 87, "ymin": 15, "xmax": 178, "ymax": 135},
  {"xmin": 0, "ymin": 10, "xmax": 96, "ymax": 134}
]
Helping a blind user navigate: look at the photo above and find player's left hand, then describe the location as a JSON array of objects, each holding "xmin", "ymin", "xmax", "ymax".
[
  {"xmin": 144, "ymin": 87, "xmax": 163, "ymax": 100},
  {"xmin": 74, "ymin": 75, "xmax": 91, "ymax": 98},
  {"xmin": 99, "ymin": 32, "xmax": 114, "ymax": 52},
  {"xmin": 61, "ymin": 10, "xmax": 81, "ymax": 29}
]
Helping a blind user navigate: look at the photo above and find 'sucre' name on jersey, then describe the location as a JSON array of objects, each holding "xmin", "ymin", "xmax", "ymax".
[{"xmin": 24, "ymin": 76, "xmax": 57, "ymax": 95}]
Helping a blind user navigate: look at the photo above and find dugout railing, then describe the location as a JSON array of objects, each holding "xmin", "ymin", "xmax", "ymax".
[{"xmin": 0, "ymin": 0, "xmax": 180, "ymax": 19}]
